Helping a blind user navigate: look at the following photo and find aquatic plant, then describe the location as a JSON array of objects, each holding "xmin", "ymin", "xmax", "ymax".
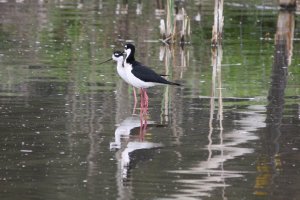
[
  {"xmin": 159, "ymin": 0, "xmax": 190, "ymax": 45},
  {"xmin": 211, "ymin": 0, "xmax": 224, "ymax": 46}
]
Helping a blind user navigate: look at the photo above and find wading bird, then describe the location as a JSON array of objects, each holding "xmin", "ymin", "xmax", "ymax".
[
  {"xmin": 123, "ymin": 43, "xmax": 180, "ymax": 110},
  {"xmin": 111, "ymin": 51, "xmax": 138, "ymax": 112}
]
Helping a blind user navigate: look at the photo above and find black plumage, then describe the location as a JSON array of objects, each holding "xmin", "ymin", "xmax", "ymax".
[
  {"xmin": 131, "ymin": 60, "xmax": 180, "ymax": 86},
  {"xmin": 124, "ymin": 43, "xmax": 181, "ymax": 86}
]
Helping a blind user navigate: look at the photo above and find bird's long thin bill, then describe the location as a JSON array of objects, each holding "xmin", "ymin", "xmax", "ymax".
[{"xmin": 99, "ymin": 58, "xmax": 112, "ymax": 65}]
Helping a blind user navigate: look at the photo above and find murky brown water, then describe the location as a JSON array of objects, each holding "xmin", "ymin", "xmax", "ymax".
[{"xmin": 0, "ymin": 1, "xmax": 299, "ymax": 200}]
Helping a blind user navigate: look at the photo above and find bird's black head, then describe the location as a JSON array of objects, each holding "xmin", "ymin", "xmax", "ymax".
[
  {"xmin": 124, "ymin": 43, "xmax": 135, "ymax": 63},
  {"xmin": 124, "ymin": 43, "xmax": 135, "ymax": 51}
]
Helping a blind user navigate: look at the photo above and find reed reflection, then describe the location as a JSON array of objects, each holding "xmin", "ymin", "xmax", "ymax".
[
  {"xmin": 115, "ymin": 0, "xmax": 128, "ymax": 15},
  {"xmin": 254, "ymin": 9, "xmax": 294, "ymax": 197},
  {"xmin": 136, "ymin": 0, "xmax": 142, "ymax": 15},
  {"xmin": 169, "ymin": 43, "xmax": 260, "ymax": 199},
  {"xmin": 159, "ymin": 45, "xmax": 186, "ymax": 143},
  {"xmin": 208, "ymin": 43, "xmax": 224, "ymax": 177}
]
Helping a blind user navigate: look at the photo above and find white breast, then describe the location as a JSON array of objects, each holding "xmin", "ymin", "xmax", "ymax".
[{"xmin": 116, "ymin": 61, "xmax": 130, "ymax": 84}]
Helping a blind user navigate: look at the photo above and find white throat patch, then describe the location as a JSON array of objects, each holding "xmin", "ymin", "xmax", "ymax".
[{"xmin": 125, "ymin": 49, "xmax": 131, "ymax": 61}]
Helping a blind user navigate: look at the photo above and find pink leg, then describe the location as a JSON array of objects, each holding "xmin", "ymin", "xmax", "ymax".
[
  {"xmin": 139, "ymin": 104, "xmax": 148, "ymax": 141},
  {"xmin": 143, "ymin": 89, "xmax": 149, "ymax": 109},
  {"xmin": 141, "ymin": 89, "xmax": 148, "ymax": 113},
  {"xmin": 140, "ymin": 118, "xmax": 147, "ymax": 141},
  {"xmin": 132, "ymin": 87, "xmax": 137, "ymax": 114},
  {"xmin": 140, "ymin": 88, "xmax": 144, "ymax": 111}
]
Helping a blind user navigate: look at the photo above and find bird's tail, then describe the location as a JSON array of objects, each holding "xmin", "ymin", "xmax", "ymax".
[{"xmin": 168, "ymin": 81, "xmax": 181, "ymax": 86}]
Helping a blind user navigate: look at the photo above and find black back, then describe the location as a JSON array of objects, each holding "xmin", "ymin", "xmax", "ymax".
[
  {"xmin": 125, "ymin": 43, "xmax": 180, "ymax": 86},
  {"xmin": 131, "ymin": 61, "xmax": 180, "ymax": 85}
]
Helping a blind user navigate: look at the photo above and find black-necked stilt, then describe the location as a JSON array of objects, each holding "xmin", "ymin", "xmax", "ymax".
[
  {"xmin": 112, "ymin": 51, "xmax": 127, "ymax": 83},
  {"xmin": 112, "ymin": 51, "xmax": 138, "ymax": 112},
  {"xmin": 123, "ymin": 43, "xmax": 180, "ymax": 109}
]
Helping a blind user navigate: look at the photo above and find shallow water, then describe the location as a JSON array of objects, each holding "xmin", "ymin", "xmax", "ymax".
[{"xmin": 0, "ymin": 1, "xmax": 299, "ymax": 200}]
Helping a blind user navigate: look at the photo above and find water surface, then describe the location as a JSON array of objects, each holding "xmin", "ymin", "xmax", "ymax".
[{"xmin": 0, "ymin": 1, "xmax": 299, "ymax": 200}]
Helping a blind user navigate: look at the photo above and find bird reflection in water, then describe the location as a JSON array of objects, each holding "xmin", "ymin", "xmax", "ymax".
[{"xmin": 110, "ymin": 110, "xmax": 163, "ymax": 181}]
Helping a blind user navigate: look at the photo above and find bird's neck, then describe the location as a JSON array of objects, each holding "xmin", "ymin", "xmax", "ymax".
[
  {"xmin": 117, "ymin": 61, "xmax": 123, "ymax": 67},
  {"xmin": 125, "ymin": 54, "xmax": 135, "ymax": 64}
]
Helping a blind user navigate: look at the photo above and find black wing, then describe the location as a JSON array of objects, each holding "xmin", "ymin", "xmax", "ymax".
[{"xmin": 131, "ymin": 61, "xmax": 180, "ymax": 86}]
